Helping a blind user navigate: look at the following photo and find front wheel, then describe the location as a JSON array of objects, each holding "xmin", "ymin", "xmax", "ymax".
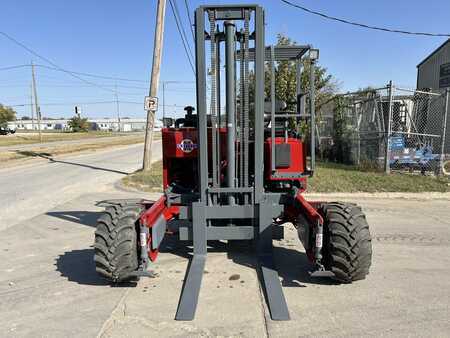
[
  {"xmin": 94, "ymin": 203, "xmax": 143, "ymax": 282},
  {"xmin": 320, "ymin": 202, "xmax": 372, "ymax": 283}
]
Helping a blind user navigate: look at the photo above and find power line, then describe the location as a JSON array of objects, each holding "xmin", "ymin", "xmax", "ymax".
[
  {"xmin": 0, "ymin": 63, "xmax": 197, "ymax": 90},
  {"xmin": 8, "ymin": 100, "xmax": 190, "ymax": 108},
  {"xmin": 184, "ymin": 0, "xmax": 195, "ymax": 41},
  {"xmin": 172, "ymin": 0, "xmax": 193, "ymax": 57},
  {"xmin": 0, "ymin": 63, "xmax": 152, "ymax": 83},
  {"xmin": 168, "ymin": 0, "xmax": 196, "ymax": 75},
  {"xmin": 0, "ymin": 64, "xmax": 30, "ymax": 71},
  {"xmin": 34, "ymin": 64, "xmax": 150, "ymax": 83},
  {"xmin": 279, "ymin": 0, "xmax": 450, "ymax": 37},
  {"xmin": 0, "ymin": 31, "xmax": 117, "ymax": 93}
]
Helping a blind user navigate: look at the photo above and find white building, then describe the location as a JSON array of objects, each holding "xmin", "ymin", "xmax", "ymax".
[{"xmin": 8, "ymin": 118, "xmax": 162, "ymax": 132}]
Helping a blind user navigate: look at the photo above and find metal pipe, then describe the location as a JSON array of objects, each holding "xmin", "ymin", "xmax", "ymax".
[
  {"xmin": 296, "ymin": 59, "xmax": 302, "ymax": 125},
  {"xmin": 239, "ymin": 34, "xmax": 245, "ymax": 188},
  {"xmin": 309, "ymin": 60, "xmax": 316, "ymax": 172},
  {"xmin": 440, "ymin": 88, "xmax": 449, "ymax": 175},
  {"xmin": 385, "ymin": 80, "xmax": 394, "ymax": 174},
  {"xmin": 225, "ymin": 21, "xmax": 236, "ymax": 205}
]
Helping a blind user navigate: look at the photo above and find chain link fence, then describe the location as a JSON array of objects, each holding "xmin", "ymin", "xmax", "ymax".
[{"xmin": 317, "ymin": 82, "xmax": 450, "ymax": 176}]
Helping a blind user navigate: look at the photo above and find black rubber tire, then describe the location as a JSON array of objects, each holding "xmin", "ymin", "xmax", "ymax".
[
  {"xmin": 94, "ymin": 204, "xmax": 143, "ymax": 282},
  {"xmin": 320, "ymin": 202, "xmax": 372, "ymax": 283}
]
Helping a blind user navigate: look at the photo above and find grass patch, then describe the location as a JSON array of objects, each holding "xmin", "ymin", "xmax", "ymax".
[
  {"xmin": 120, "ymin": 161, "xmax": 450, "ymax": 194},
  {"xmin": 308, "ymin": 162, "xmax": 450, "ymax": 193},
  {"xmin": 122, "ymin": 160, "xmax": 163, "ymax": 192},
  {"xmin": 0, "ymin": 131, "xmax": 152, "ymax": 147}
]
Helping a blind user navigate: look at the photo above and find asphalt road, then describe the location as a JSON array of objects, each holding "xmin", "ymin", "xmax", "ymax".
[
  {"xmin": 0, "ymin": 141, "xmax": 161, "ymax": 231},
  {"xmin": 1, "ymin": 144, "xmax": 450, "ymax": 337},
  {"xmin": 1, "ymin": 189, "xmax": 450, "ymax": 337}
]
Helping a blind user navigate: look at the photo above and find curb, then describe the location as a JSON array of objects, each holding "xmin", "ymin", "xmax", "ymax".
[
  {"xmin": 113, "ymin": 181, "xmax": 450, "ymax": 202},
  {"xmin": 304, "ymin": 192, "xmax": 450, "ymax": 201}
]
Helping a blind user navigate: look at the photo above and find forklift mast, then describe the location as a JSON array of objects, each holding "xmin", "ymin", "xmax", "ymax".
[{"xmin": 159, "ymin": 5, "xmax": 319, "ymax": 320}]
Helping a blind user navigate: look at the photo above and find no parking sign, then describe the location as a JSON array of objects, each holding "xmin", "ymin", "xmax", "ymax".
[{"xmin": 144, "ymin": 96, "xmax": 158, "ymax": 112}]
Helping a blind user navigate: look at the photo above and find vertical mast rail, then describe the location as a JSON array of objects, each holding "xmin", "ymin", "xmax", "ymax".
[
  {"xmin": 309, "ymin": 59, "xmax": 316, "ymax": 172},
  {"xmin": 239, "ymin": 32, "xmax": 245, "ymax": 188},
  {"xmin": 254, "ymin": 6, "xmax": 265, "ymax": 201},
  {"xmin": 195, "ymin": 8, "xmax": 208, "ymax": 202},
  {"xmin": 270, "ymin": 45, "xmax": 276, "ymax": 173},
  {"xmin": 216, "ymin": 27, "xmax": 222, "ymax": 189}
]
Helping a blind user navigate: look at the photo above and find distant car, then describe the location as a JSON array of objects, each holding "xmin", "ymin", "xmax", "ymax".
[{"xmin": 0, "ymin": 127, "xmax": 16, "ymax": 135}]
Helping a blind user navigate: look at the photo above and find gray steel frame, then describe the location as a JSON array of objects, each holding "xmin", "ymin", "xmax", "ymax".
[
  {"xmin": 175, "ymin": 5, "xmax": 297, "ymax": 321},
  {"xmin": 266, "ymin": 44, "xmax": 317, "ymax": 177}
]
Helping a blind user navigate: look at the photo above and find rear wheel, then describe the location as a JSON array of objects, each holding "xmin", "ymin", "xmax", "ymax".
[
  {"xmin": 320, "ymin": 202, "xmax": 372, "ymax": 283},
  {"xmin": 94, "ymin": 204, "xmax": 143, "ymax": 282}
]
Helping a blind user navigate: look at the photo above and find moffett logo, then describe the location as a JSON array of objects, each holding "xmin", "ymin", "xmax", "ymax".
[{"xmin": 177, "ymin": 139, "xmax": 198, "ymax": 153}]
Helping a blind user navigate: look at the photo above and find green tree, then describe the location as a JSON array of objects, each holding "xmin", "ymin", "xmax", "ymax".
[
  {"xmin": 268, "ymin": 34, "xmax": 338, "ymax": 111},
  {"xmin": 245, "ymin": 33, "xmax": 339, "ymax": 129},
  {"xmin": 68, "ymin": 115, "xmax": 90, "ymax": 132},
  {"xmin": 0, "ymin": 104, "xmax": 17, "ymax": 128}
]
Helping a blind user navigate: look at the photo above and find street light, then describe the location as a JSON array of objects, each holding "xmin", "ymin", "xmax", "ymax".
[{"xmin": 308, "ymin": 49, "xmax": 319, "ymax": 61}]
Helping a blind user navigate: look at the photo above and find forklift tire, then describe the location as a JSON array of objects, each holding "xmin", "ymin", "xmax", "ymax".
[
  {"xmin": 94, "ymin": 204, "xmax": 143, "ymax": 282},
  {"xmin": 320, "ymin": 202, "xmax": 372, "ymax": 283}
]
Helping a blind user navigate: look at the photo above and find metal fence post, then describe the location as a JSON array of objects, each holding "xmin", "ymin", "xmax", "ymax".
[
  {"xmin": 385, "ymin": 81, "xmax": 394, "ymax": 174},
  {"xmin": 440, "ymin": 88, "xmax": 449, "ymax": 175}
]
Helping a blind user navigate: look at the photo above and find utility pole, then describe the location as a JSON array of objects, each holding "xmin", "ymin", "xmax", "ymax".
[
  {"xmin": 115, "ymin": 83, "xmax": 121, "ymax": 132},
  {"xmin": 31, "ymin": 62, "xmax": 42, "ymax": 142},
  {"xmin": 143, "ymin": 0, "xmax": 166, "ymax": 170},
  {"xmin": 30, "ymin": 84, "xmax": 35, "ymax": 130}
]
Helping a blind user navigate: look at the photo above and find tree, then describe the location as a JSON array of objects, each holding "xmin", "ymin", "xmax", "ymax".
[
  {"xmin": 0, "ymin": 104, "xmax": 16, "ymax": 128},
  {"xmin": 21, "ymin": 116, "xmax": 31, "ymax": 120},
  {"xmin": 268, "ymin": 34, "xmax": 338, "ymax": 111},
  {"xmin": 246, "ymin": 33, "xmax": 339, "ymax": 128},
  {"xmin": 68, "ymin": 115, "xmax": 90, "ymax": 132}
]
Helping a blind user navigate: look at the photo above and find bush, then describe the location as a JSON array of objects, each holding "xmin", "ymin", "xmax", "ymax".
[
  {"xmin": 0, "ymin": 104, "xmax": 16, "ymax": 128},
  {"xmin": 68, "ymin": 116, "xmax": 90, "ymax": 132}
]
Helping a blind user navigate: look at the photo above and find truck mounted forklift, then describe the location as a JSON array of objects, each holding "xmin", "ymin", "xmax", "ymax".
[{"xmin": 94, "ymin": 4, "xmax": 372, "ymax": 321}]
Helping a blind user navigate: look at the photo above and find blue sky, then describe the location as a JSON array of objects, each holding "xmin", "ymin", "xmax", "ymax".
[{"xmin": 1, "ymin": 0, "xmax": 449, "ymax": 119}]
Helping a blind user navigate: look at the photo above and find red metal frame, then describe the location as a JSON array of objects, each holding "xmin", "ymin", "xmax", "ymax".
[
  {"xmin": 283, "ymin": 193, "xmax": 323, "ymax": 262},
  {"xmin": 140, "ymin": 196, "xmax": 180, "ymax": 261}
]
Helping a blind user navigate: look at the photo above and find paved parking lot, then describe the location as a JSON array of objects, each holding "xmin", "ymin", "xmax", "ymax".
[{"xmin": 1, "ymin": 191, "xmax": 450, "ymax": 337}]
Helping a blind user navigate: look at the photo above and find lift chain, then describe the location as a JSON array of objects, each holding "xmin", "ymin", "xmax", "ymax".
[
  {"xmin": 243, "ymin": 10, "xmax": 250, "ymax": 188},
  {"xmin": 208, "ymin": 10, "xmax": 218, "ymax": 188}
]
